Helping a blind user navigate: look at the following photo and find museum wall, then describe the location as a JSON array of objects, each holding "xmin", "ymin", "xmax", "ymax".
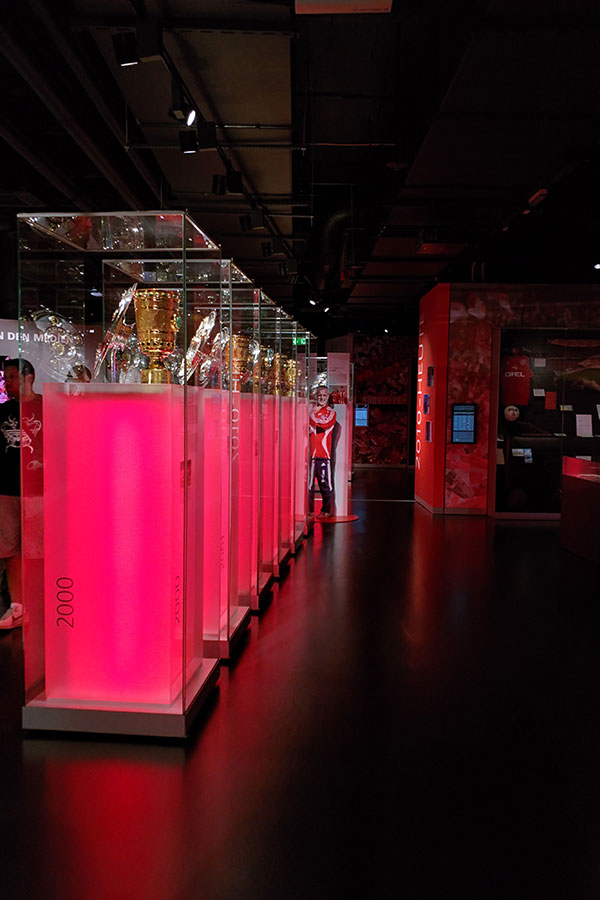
[{"xmin": 352, "ymin": 334, "xmax": 416, "ymax": 465}]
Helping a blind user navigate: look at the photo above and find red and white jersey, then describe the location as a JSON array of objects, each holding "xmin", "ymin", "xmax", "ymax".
[
  {"xmin": 501, "ymin": 354, "xmax": 532, "ymax": 406},
  {"xmin": 309, "ymin": 404, "xmax": 336, "ymax": 459}
]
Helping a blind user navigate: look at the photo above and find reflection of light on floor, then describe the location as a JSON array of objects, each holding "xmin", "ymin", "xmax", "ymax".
[{"xmin": 25, "ymin": 741, "xmax": 187, "ymax": 900}]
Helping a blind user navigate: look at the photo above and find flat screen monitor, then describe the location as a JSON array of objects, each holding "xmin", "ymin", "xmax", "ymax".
[
  {"xmin": 452, "ymin": 403, "xmax": 476, "ymax": 443},
  {"xmin": 354, "ymin": 404, "xmax": 368, "ymax": 427}
]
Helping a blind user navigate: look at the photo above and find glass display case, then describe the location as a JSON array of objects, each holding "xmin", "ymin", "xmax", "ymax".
[
  {"xmin": 278, "ymin": 313, "xmax": 297, "ymax": 563},
  {"xmin": 17, "ymin": 211, "xmax": 221, "ymax": 737},
  {"xmin": 257, "ymin": 293, "xmax": 281, "ymax": 589},
  {"xmin": 293, "ymin": 330, "xmax": 310, "ymax": 547},
  {"xmin": 306, "ymin": 341, "xmax": 320, "ymax": 532},
  {"xmin": 226, "ymin": 270, "xmax": 261, "ymax": 617},
  {"xmin": 181, "ymin": 259, "xmax": 254, "ymax": 659},
  {"xmin": 561, "ymin": 457, "xmax": 600, "ymax": 564}
]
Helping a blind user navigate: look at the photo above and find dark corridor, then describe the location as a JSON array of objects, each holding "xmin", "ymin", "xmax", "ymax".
[{"xmin": 1, "ymin": 468, "xmax": 599, "ymax": 900}]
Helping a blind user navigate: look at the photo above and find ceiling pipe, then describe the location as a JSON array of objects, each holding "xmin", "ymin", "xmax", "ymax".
[
  {"xmin": 312, "ymin": 209, "xmax": 352, "ymax": 293},
  {"xmin": 70, "ymin": 17, "xmax": 298, "ymax": 38},
  {"xmin": 25, "ymin": 0, "xmax": 166, "ymax": 206},
  {"xmin": 0, "ymin": 23, "xmax": 145, "ymax": 210},
  {"xmin": 0, "ymin": 121, "xmax": 94, "ymax": 211},
  {"xmin": 166, "ymin": 32, "xmax": 293, "ymax": 256}
]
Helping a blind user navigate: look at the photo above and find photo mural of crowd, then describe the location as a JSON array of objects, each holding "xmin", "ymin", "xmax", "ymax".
[{"xmin": 352, "ymin": 335, "xmax": 414, "ymax": 465}]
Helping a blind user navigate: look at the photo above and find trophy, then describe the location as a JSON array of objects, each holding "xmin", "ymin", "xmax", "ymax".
[
  {"xmin": 134, "ymin": 289, "xmax": 180, "ymax": 384},
  {"xmin": 282, "ymin": 356, "xmax": 297, "ymax": 396},
  {"xmin": 272, "ymin": 353, "xmax": 284, "ymax": 395},
  {"xmin": 224, "ymin": 334, "xmax": 259, "ymax": 392},
  {"xmin": 260, "ymin": 346, "xmax": 276, "ymax": 393},
  {"xmin": 30, "ymin": 307, "xmax": 83, "ymax": 379},
  {"xmin": 177, "ymin": 309, "xmax": 216, "ymax": 383},
  {"xmin": 93, "ymin": 284, "xmax": 137, "ymax": 380}
]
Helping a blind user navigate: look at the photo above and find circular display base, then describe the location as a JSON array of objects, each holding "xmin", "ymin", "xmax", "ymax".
[{"xmin": 316, "ymin": 514, "xmax": 359, "ymax": 524}]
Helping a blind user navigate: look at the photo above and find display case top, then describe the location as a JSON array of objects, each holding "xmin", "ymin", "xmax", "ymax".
[{"xmin": 17, "ymin": 211, "xmax": 220, "ymax": 254}]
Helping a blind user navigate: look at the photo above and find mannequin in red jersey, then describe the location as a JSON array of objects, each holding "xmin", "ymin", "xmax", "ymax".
[{"xmin": 309, "ymin": 385, "xmax": 338, "ymax": 518}]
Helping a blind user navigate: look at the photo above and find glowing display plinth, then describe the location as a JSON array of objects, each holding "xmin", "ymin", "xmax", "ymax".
[
  {"xmin": 23, "ymin": 383, "xmax": 219, "ymax": 736},
  {"xmin": 259, "ymin": 393, "xmax": 279, "ymax": 583},
  {"xmin": 279, "ymin": 396, "xmax": 295, "ymax": 556},
  {"xmin": 196, "ymin": 389, "xmax": 231, "ymax": 650},
  {"xmin": 43, "ymin": 384, "xmax": 183, "ymax": 705},
  {"xmin": 232, "ymin": 392, "xmax": 259, "ymax": 607}
]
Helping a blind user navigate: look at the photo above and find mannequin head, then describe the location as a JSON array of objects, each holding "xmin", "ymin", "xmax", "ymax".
[{"xmin": 316, "ymin": 386, "xmax": 329, "ymax": 408}]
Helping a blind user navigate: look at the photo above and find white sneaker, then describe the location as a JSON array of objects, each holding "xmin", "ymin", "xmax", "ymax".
[{"xmin": 0, "ymin": 603, "xmax": 23, "ymax": 630}]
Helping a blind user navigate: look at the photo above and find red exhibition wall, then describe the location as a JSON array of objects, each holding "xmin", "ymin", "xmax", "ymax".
[
  {"xmin": 414, "ymin": 285, "xmax": 449, "ymax": 512},
  {"xmin": 418, "ymin": 283, "xmax": 600, "ymax": 514},
  {"xmin": 352, "ymin": 334, "xmax": 415, "ymax": 465}
]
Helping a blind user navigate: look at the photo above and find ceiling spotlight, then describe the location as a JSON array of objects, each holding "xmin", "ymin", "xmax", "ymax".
[
  {"xmin": 212, "ymin": 174, "xmax": 227, "ymax": 195},
  {"xmin": 595, "ymin": 264, "xmax": 600, "ymax": 270},
  {"xmin": 136, "ymin": 20, "xmax": 163, "ymax": 63},
  {"xmin": 89, "ymin": 287, "xmax": 102, "ymax": 298},
  {"xmin": 270, "ymin": 237, "xmax": 285, "ymax": 257},
  {"xmin": 384, "ymin": 328, "xmax": 389, "ymax": 333},
  {"xmin": 226, "ymin": 170, "xmax": 244, "ymax": 194},
  {"xmin": 196, "ymin": 121, "xmax": 217, "ymax": 151},
  {"xmin": 240, "ymin": 209, "xmax": 265, "ymax": 231},
  {"xmin": 169, "ymin": 80, "xmax": 195, "ymax": 123},
  {"xmin": 309, "ymin": 299, "xmax": 316, "ymax": 306},
  {"xmin": 112, "ymin": 32, "xmax": 138, "ymax": 67},
  {"xmin": 323, "ymin": 306, "xmax": 330, "ymax": 313},
  {"xmin": 179, "ymin": 131, "xmax": 197, "ymax": 154}
]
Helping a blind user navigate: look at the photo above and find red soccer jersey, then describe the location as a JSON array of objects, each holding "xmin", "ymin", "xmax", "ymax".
[
  {"xmin": 309, "ymin": 404, "xmax": 336, "ymax": 459},
  {"xmin": 501, "ymin": 354, "xmax": 532, "ymax": 406}
]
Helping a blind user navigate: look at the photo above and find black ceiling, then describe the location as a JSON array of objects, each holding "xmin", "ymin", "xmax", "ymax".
[{"xmin": 1, "ymin": 0, "xmax": 600, "ymax": 337}]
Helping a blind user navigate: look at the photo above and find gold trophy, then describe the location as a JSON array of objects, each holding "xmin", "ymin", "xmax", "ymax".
[
  {"xmin": 134, "ymin": 289, "xmax": 180, "ymax": 384},
  {"xmin": 224, "ymin": 334, "xmax": 251, "ymax": 392},
  {"xmin": 272, "ymin": 353, "xmax": 284, "ymax": 395},
  {"xmin": 224, "ymin": 335, "xmax": 259, "ymax": 392},
  {"xmin": 260, "ymin": 346, "xmax": 276, "ymax": 393},
  {"xmin": 282, "ymin": 357, "xmax": 297, "ymax": 396}
]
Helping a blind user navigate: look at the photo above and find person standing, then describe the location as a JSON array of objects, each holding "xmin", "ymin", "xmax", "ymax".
[{"xmin": 0, "ymin": 358, "xmax": 43, "ymax": 629}]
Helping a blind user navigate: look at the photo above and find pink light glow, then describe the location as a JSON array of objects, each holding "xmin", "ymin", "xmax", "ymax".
[
  {"xmin": 260, "ymin": 394, "xmax": 279, "ymax": 570},
  {"xmin": 234, "ymin": 393, "xmax": 258, "ymax": 596},
  {"xmin": 295, "ymin": 397, "xmax": 308, "ymax": 530},
  {"xmin": 197, "ymin": 390, "xmax": 227, "ymax": 639},
  {"xmin": 43, "ymin": 384, "xmax": 186, "ymax": 707},
  {"xmin": 279, "ymin": 397, "xmax": 295, "ymax": 549}
]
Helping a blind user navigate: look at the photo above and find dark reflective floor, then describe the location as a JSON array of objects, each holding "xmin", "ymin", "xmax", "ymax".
[{"xmin": 2, "ymin": 467, "xmax": 600, "ymax": 899}]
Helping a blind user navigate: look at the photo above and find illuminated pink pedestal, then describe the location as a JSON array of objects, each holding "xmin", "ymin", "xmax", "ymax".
[
  {"xmin": 279, "ymin": 396, "xmax": 295, "ymax": 563},
  {"xmin": 201, "ymin": 390, "xmax": 251, "ymax": 659},
  {"xmin": 22, "ymin": 383, "xmax": 219, "ymax": 738},
  {"xmin": 259, "ymin": 393, "xmax": 280, "ymax": 587},
  {"xmin": 232, "ymin": 392, "xmax": 260, "ymax": 612},
  {"xmin": 294, "ymin": 397, "xmax": 309, "ymax": 548}
]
